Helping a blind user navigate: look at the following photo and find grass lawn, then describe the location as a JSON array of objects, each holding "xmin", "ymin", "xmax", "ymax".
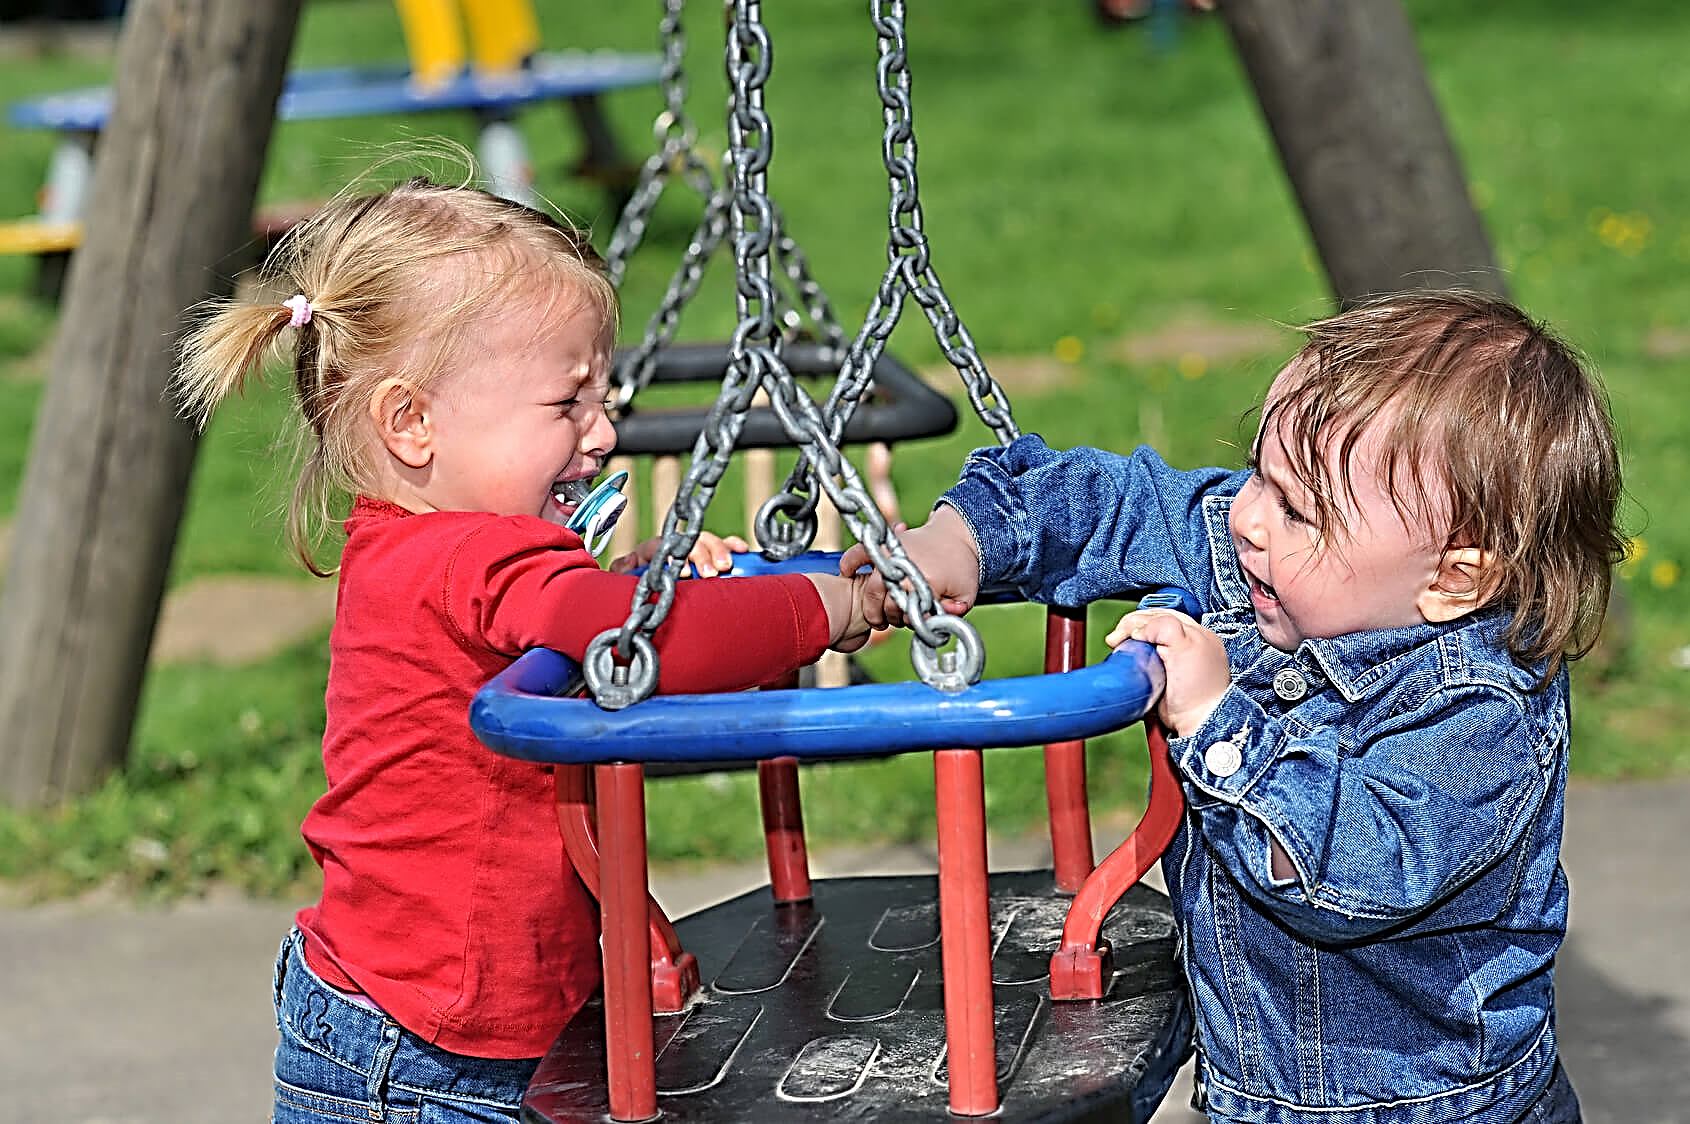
[{"xmin": 0, "ymin": 0, "xmax": 1686, "ymax": 898}]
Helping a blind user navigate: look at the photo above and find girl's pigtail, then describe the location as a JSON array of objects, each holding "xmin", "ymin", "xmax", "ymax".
[{"xmin": 173, "ymin": 295, "xmax": 311, "ymax": 429}]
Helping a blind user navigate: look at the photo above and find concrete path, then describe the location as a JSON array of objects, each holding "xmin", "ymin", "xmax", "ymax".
[{"xmin": 1, "ymin": 777, "xmax": 1684, "ymax": 1124}]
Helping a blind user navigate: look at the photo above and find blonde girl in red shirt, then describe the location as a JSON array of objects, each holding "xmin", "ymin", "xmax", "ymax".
[{"xmin": 175, "ymin": 170, "xmax": 871, "ymax": 1124}]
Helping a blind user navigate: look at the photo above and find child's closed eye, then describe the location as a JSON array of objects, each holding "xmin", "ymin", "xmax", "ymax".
[{"xmin": 554, "ymin": 384, "xmax": 611, "ymax": 412}]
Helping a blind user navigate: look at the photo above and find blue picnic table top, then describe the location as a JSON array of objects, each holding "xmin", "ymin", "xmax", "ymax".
[{"xmin": 8, "ymin": 49, "xmax": 662, "ymax": 132}]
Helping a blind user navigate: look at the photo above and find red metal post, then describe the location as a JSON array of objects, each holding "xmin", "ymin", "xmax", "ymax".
[
  {"xmin": 1042, "ymin": 605, "xmax": 1095, "ymax": 892},
  {"xmin": 758, "ymin": 755, "xmax": 813, "ymax": 903},
  {"xmin": 1049, "ymin": 722, "xmax": 1185, "ymax": 1000},
  {"xmin": 934, "ymin": 748, "xmax": 998, "ymax": 1115},
  {"xmin": 595, "ymin": 763, "xmax": 658, "ymax": 1121},
  {"xmin": 554, "ymin": 766, "xmax": 699, "ymax": 1013}
]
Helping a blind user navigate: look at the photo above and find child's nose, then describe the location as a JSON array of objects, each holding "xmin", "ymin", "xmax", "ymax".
[
  {"xmin": 1232, "ymin": 481, "xmax": 1267, "ymax": 547},
  {"xmin": 581, "ymin": 407, "xmax": 616, "ymax": 456}
]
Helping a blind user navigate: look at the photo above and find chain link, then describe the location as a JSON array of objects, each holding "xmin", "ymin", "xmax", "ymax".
[
  {"xmin": 585, "ymin": 0, "xmax": 996, "ymax": 705},
  {"xmin": 872, "ymin": 0, "xmax": 1018, "ymax": 444},
  {"xmin": 604, "ymin": 0, "xmax": 848, "ymax": 413},
  {"xmin": 602, "ymin": 0, "xmax": 712, "ymax": 288},
  {"xmin": 760, "ymin": 0, "xmax": 1018, "ymax": 552}
]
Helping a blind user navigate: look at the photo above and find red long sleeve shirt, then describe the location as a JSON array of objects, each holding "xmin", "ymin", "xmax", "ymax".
[{"xmin": 296, "ymin": 498, "xmax": 832, "ymax": 1057}]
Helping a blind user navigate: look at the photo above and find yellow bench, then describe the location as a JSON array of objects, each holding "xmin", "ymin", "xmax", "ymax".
[{"xmin": 0, "ymin": 220, "xmax": 81, "ymax": 256}]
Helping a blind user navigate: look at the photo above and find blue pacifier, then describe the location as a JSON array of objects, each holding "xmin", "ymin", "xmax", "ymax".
[{"xmin": 561, "ymin": 469, "xmax": 629, "ymax": 557}]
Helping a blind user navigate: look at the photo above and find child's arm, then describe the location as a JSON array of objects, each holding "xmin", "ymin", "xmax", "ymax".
[
  {"xmin": 608, "ymin": 531, "xmax": 749, "ymax": 577},
  {"xmin": 853, "ymin": 437, "xmax": 1232, "ymax": 622},
  {"xmin": 836, "ymin": 503, "xmax": 981, "ymax": 629},
  {"xmin": 801, "ymin": 571, "xmax": 875, "ymax": 653}
]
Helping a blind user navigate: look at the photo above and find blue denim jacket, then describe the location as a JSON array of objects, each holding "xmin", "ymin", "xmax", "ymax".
[{"xmin": 944, "ymin": 436, "xmax": 1568, "ymax": 1124}]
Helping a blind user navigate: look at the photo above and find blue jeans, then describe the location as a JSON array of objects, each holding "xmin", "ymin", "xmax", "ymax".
[
  {"xmin": 1511, "ymin": 1061, "xmax": 1582, "ymax": 1124},
  {"xmin": 272, "ymin": 929, "xmax": 542, "ymax": 1123}
]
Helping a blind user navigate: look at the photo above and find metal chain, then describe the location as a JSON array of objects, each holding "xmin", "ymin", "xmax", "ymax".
[
  {"xmin": 771, "ymin": 202, "xmax": 847, "ymax": 350},
  {"xmin": 758, "ymin": 0, "xmax": 1019, "ymax": 547},
  {"xmin": 873, "ymin": 0, "xmax": 1017, "ymax": 444},
  {"xmin": 602, "ymin": 0, "xmax": 730, "ymax": 412},
  {"xmin": 611, "ymin": 187, "xmax": 733, "ymax": 413},
  {"xmin": 604, "ymin": 0, "xmax": 847, "ymax": 413},
  {"xmin": 602, "ymin": 0, "xmax": 714, "ymax": 289},
  {"xmin": 585, "ymin": 0, "xmax": 984, "ymax": 706}
]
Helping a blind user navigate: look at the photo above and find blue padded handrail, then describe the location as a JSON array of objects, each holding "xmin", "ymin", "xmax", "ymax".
[
  {"xmin": 471, "ymin": 643, "xmax": 1165, "ymax": 765},
  {"xmin": 469, "ymin": 553, "xmax": 1197, "ymax": 766}
]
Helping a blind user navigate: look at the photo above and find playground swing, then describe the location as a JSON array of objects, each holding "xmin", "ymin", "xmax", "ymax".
[
  {"xmin": 590, "ymin": 0, "xmax": 956, "ymax": 577},
  {"xmin": 469, "ymin": 2, "xmax": 1193, "ymax": 1120}
]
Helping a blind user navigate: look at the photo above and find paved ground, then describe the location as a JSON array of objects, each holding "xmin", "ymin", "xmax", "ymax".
[{"xmin": 1, "ymin": 776, "xmax": 1685, "ymax": 1124}]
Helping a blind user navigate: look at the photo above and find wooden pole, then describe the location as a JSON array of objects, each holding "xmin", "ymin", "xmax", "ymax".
[
  {"xmin": 1218, "ymin": 0, "xmax": 1508, "ymax": 304},
  {"xmin": 0, "ymin": 0, "xmax": 304, "ymax": 807}
]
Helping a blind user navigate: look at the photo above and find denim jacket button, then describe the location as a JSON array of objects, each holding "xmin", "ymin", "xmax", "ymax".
[
  {"xmin": 1272, "ymin": 667, "xmax": 1309, "ymax": 702},
  {"xmin": 1204, "ymin": 740, "xmax": 1243, "ymax": 777}
]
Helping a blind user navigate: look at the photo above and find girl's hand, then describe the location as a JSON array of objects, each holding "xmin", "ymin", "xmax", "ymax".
[
  {"xmin": 803, "ymin": 570, "xmax": 878, "ymax": 655},
  {"xmin": 830, "ymin": 571, "xmax": 877, "ymax": 655},
  {"xmin": 608, "ymin": 532, "xmax": 750, "ymax": 577},
  {"xmin": 1106, "ymin": 609, "xmax": 1229, "ymax": 738}
]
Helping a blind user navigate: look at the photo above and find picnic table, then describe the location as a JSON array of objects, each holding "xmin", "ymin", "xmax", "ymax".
[{"xmin": 2, "ymin": 48, "xmax": 661, "ymax": 297}]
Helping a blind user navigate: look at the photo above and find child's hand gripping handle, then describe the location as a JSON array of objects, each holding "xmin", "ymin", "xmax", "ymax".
[{"xmin": 1049, "ymin": 585, "xmax": 1194, "ymax": 1002}]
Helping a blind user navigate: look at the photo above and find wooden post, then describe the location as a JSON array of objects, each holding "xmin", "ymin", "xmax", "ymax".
[
  {"xmin": 0, "ymin": 0, "xmax": 303, "ymax": 807},
  {"xmin": 1218, "ymin": 0, "xmax": 1508, "ymax": 304}
]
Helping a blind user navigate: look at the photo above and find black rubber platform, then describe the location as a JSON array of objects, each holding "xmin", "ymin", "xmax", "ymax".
[{"xmin": 523, "ymin": 870, "xmax": 1192, "ymax": 1123}]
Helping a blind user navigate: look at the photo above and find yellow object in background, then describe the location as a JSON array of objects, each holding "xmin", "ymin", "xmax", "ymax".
[
  {"xmin": 462, "ymin": 0, "xmax": 540, "ymax": 74},
  {"xmin": 394, "ymin": 0, "xmax": 540, "ymax": 87},
  {"xmin": 394, "ymin": 0, "xmax": 466, "ymax": 88}
]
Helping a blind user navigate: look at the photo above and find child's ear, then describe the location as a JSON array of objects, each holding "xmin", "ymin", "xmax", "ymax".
[
  {"xmin": 1418, "ymin": 547, "xmax": 1497, "ymax": 623},
  {"xmin": 370, "ymin": 378, "xmax": 432, "ymax": 469}
]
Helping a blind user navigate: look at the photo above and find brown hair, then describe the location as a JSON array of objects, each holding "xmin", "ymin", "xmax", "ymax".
[
  {"xmin": 175, "ymin": 168, "xmax": 616, "ymax": 574},
  {"xmin": 1256, "ymin": 290, "xmax": 1625, "ymax": 683}
]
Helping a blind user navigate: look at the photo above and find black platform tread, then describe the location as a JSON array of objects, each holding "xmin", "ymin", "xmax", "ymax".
[{"xmin": 523, "ymin": 870, "xmax": 1191, "ymax": 1124}]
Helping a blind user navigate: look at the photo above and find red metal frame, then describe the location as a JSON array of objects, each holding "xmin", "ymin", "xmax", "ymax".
[
  {"xmin": 560, "ymin": 603, "xmax": 1186, "ymax": 1119},
  {"xmin": 934, "ymin": 747, "xmax": 999, "ymax": 1116},
  {"xmin": 1042, "ymin": 605, "xmax": 1095, "ymax": 892},
  {"xmin": 758, "ymin": 756, "xmax": 813, "ymax": 903},
  {"xmin": 1049, "ymin": 721, "xmax": 1184, "ymax": 1000},
  {"xmin": 555, "ymin": 765, "xmax": 700, "ymax": 1013},
  {"xmin": 595, "ymin": 763, "xmax": 659, "ymax": 1121}
]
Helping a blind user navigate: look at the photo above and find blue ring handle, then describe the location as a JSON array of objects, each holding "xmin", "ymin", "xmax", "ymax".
[
  {"xmin": 471, "ymin": 643, "xmax": 1165, "ymax": 765},
  {"xmin": 469, "ymin": 552, "xmax": 1197, "ymax": 766}
]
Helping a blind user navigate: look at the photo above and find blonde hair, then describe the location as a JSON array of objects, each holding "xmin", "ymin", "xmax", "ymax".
[
  {"xmin": 175, "ymin": 171, "xmax": 616, "ymax": 574},
  {"xmin": 1256, "ymin": 290, "xmax": 1625, "ymax": 683}
]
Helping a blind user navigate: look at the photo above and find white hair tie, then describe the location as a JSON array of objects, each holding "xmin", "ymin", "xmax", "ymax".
[{"xmin": 283, "ymin": 294, "xmax": 313, "ymax": 328}]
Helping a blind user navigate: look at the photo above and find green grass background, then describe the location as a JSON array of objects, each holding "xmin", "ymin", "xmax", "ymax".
[{"xmin": 0, "ymin": 0, "xmax": 1685, "ymax": 898}]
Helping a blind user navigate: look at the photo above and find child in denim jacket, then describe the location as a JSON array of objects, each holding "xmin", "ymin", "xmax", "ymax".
[{"xmin": 845, "ymin": 291, "xmax": 1623, "ymax": 1124}]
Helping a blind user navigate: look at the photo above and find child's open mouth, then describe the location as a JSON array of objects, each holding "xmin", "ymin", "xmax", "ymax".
[
  {"xmin": 550, "ymin": 478, "xmax": 593, "ymax": 518},
  {"xmin": 1249, "ymin": 573, "xmax": 1280, "ymax": 604}
]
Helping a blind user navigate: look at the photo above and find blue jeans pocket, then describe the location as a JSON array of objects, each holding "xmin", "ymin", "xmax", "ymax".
[
  {"xmin": 274, "ymin": 1079, "xmax": 419, "ymax": 1124},
  {"xmin": 272, "ymin": 930, "xmax": 535, "ymax": 1124}
]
